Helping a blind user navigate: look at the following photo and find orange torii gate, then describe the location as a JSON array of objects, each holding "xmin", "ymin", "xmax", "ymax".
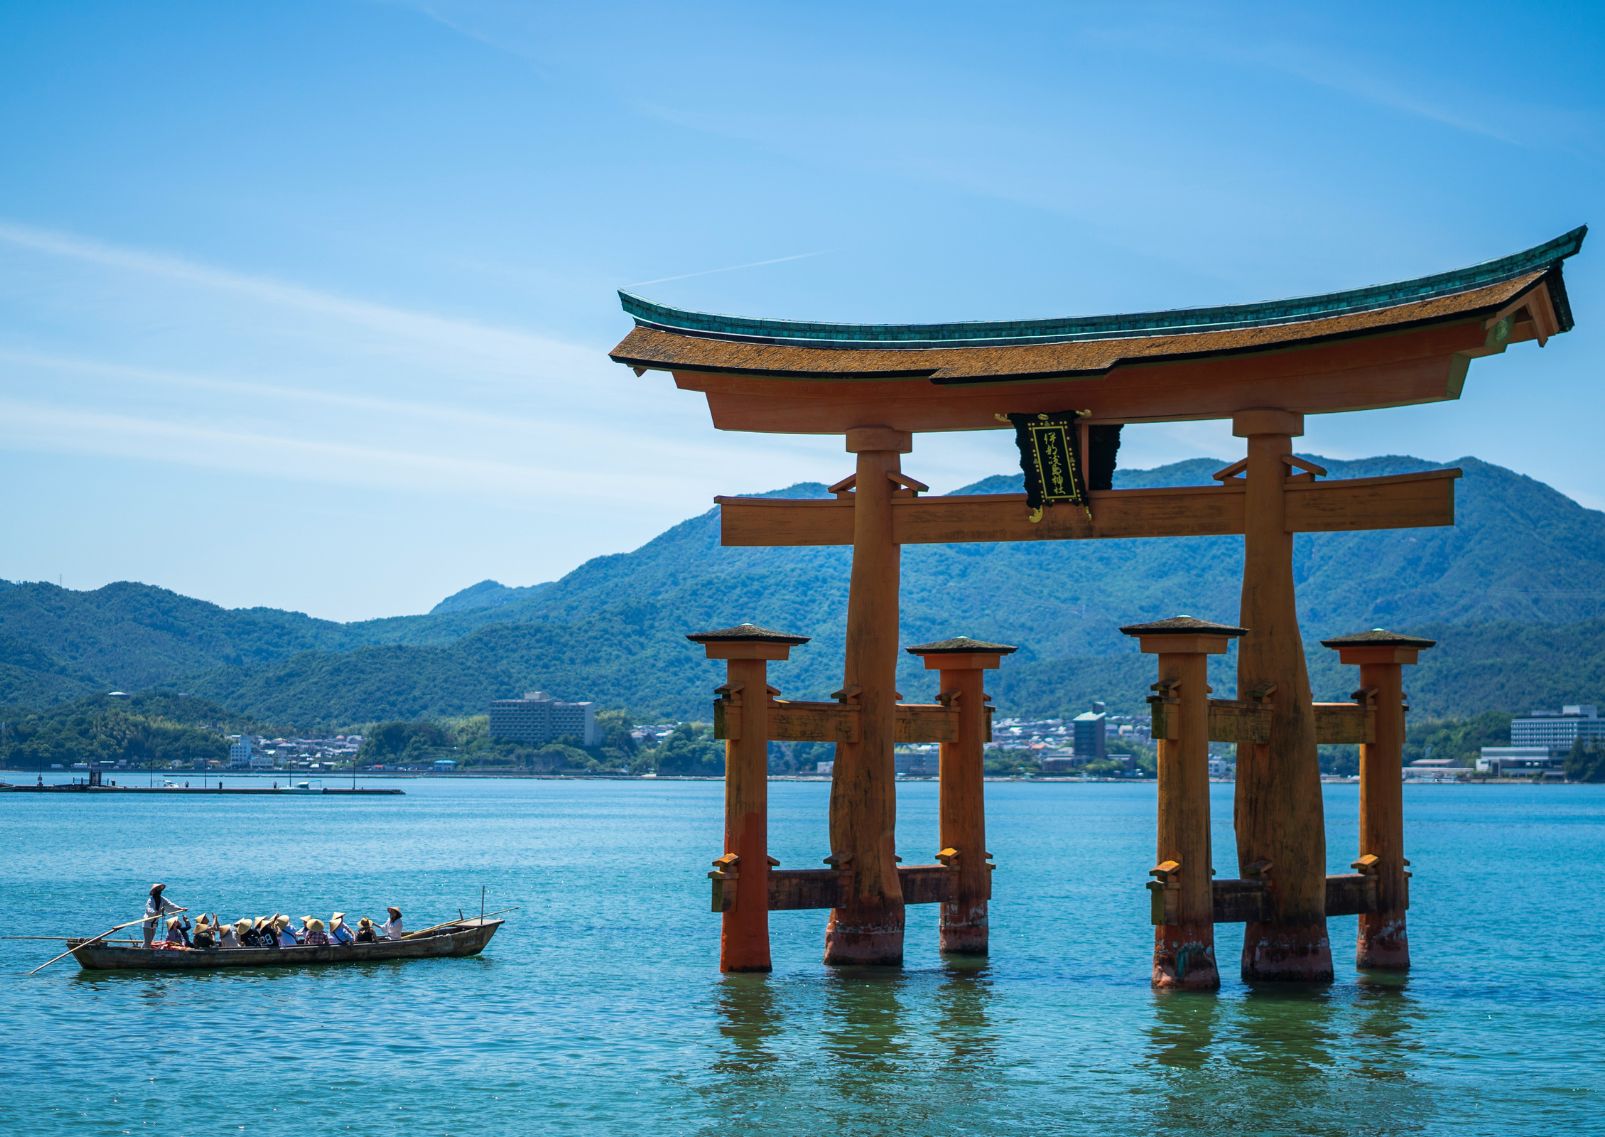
[{"xmin": 612, "ymin": 228, "xmax": 1585, "ymax": 982}]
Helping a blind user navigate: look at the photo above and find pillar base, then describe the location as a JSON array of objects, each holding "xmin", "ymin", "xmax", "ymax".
[
  {"xmin": 719, "ymin": 927, "xmax": 772, "ymax": 974},
  {"xmin": 1242, "ymin": 920, "xmax": 1334, "ymax": 983},
  {"xmin": 1154, "ymin": 926, "xmax": 1219, "ymax": 990},
  {"xmin": 720, "ymin": 959, "xmax": 773, "ymax": 974},
  {"xmin": 1357, "ymin": 913, "xmax": 1410, "ymax": 971},
  {"xmin": 939, "ymin": 899, "xmax": 988, "ymax": 955},
  {"xmin": 824, "ymin": 907, "xmax": 904, "ymax": 966}
]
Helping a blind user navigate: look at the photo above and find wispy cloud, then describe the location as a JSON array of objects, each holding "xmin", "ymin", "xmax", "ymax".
[
  {"xmin": 0, "ymin": 219, "xmax": 600, "ymax": 383},
  {"xmin": 0, "ymin": 347, "xmax": 565, "ymax": 436},
  {"xmin": 626, "ymin": 250, "xmax": 830, "ymax": 289},
  {"xmin": 0, "ymin": 396, "xmax": 718, "ymax": 504}
]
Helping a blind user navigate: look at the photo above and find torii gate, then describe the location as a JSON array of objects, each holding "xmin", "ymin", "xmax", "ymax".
[{"xmin": 611, "ymin": 228, "xmax": 1585, "ymax": 983}]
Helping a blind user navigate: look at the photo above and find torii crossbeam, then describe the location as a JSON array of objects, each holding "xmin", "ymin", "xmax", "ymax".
[{"xmin": 611, "ymin": 227, "xmax": 1585, "ymax": 980}]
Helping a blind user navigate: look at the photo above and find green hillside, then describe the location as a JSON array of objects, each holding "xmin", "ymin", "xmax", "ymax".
[{"xmin": 4, "ymin": 454, "xmax": 1603, "ymax": 726}]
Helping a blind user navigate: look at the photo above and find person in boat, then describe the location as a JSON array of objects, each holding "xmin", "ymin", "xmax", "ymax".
[
  {"xmin": 354, "ymin": 917, "xmax": 378, "ymax": 943},
  {"xmin": 142, "ymin": 883, "xmax": 184, "ymax": 948},
  {"xmin": 191, "ymin": 917, "xmax": 216, "ymax": 950},
  {"xmin": 162, "ymin": 916, "xmax": 191, "ymax": 947},
  {"xmin": 255, "ymin": 916, "xmax": 279, "ymax": 948},
  {"xmin": 274, "ymin": 916, "xmax": 299, "ymax": 948},
  {"xmin": 328, "ymin": 913, "xmax": 354, "ymax": 945},
  {"xmin": 219, "ymin": 919, "xmax": 242, "ymax": 948},
  {"xmin": 302, "ymin": 918, "xmax": 331, "ymax": 946},
  {"xmin": 379, "ymin": 907, "xmax": 404, "ymax": 941}
]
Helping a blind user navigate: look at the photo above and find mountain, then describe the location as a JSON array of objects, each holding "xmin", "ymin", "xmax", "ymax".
[
  {"xmin": 5, "ymin": 454, "xmax": 1604, "ymax": 725},
  {"xmin": 429, "ymin": 579, "xmax": 553, "ymax": 616}
]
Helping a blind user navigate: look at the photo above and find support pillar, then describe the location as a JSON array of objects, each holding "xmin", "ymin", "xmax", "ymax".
[
  {"xmin": 687, "ymin": 622, "xmax": 809, "ymax": 973},
  {"xmin": 908, "ymin": 636, "xmax": 1017, "ymax": 955},
  {"xmin": 1322, "ymin": 629, "xmax": 1434, "ymax": 971},
  {"xmin": 826, "ymin": 426, "xmax": 912, "ymax": 965},
  {"xmin": 1230, "ymin": 408, "xmax": 1333, "ymax": 982},
  {"xmin": 1123, "ymin": 616, "xmax": 1244, "ymax": 990}
]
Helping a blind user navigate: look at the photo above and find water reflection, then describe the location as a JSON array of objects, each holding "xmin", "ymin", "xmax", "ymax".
[
  {"xmin": 697, "ymin": 963, "xmax": 1003, "ymax": 1137},
  {"xmin": 935, "ymin": 957, "xmax": 999, "ymax": 1070},
  {"xmin": 712, "ymin": 972, "xmax": 781, "ymax": 1074},
  {"xmin": 1146, "ymin": 990, "xmax": 1223, "ymax": 1136},
  {"xmin": 1141, "ymin": 980, "xmax": 1432, "ymax": 1137},
  {"xmin": 1148, "ymin": 989, "xmax": 1220, "ymax": 1071},
  {"xmin": 1352, "ymin": 973, "xmax": 1425, "ymax": 1085}
]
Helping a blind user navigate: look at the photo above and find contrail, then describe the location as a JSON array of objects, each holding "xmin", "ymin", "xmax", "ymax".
[{"xmin": 626, "ymin": 250, "xmax": 829, "ymax": 289}]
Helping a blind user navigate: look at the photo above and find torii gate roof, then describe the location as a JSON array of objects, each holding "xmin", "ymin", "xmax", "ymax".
[{"xmin": 611, "ymin": 228, "xmax": 1585, "ymax": 433}]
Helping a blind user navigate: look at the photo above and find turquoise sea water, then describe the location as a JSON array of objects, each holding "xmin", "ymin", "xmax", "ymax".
[{"xmin": 3, "ymin": 778, "xmax": 1602, "ymax": 1136}]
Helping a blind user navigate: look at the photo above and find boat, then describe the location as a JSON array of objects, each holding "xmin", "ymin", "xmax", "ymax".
[{"xmin": 65, "ymin": 918, "xmax": 502, "ymax": 972}]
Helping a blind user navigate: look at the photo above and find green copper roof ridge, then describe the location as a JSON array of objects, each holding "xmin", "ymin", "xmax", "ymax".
[{"xmin": 619, "ymin": 226, "xmax": 1585, "ymax": 348}]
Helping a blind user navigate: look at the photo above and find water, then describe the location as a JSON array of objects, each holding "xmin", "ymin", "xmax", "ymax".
[{"xmin": 3, "ymin": 779, "xmax": 1601, "ymax": 1136}]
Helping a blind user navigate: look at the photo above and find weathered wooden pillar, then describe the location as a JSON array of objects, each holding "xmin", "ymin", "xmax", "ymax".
[
  {"xmin": 907, "ymin": 636, "xmax": 1017, "ymax": 955},
  {"xmin": 687, "ymin": 622, "xmax": 809, "ymax": 973},
  {"xmin": 1321, "ymin": 628, "xmax": 1434, "ymax": 971},
  {"xmin": 825, "ymin": 426, "xmax": 911, "ymax": 966},
  {"xmin": 1122, "ymin": 616, "xmax": 1244, "ymax": 990},
  {"xmin": 1232, "ymin": 408, "xmax": 1332, "ymax": 982}
]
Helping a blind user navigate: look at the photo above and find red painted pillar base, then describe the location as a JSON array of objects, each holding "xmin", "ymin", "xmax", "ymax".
[
  {"xmin": 1155, "ymin": 924, "xmax": 1219, "ymax": 990},
  {"xmin": 1357, "ymin": 913, "xmax": 1409, "ymax": 971},
  {"xmin": 1243, "ymin": 920, "xmax": 1334, "ymax": 983}
]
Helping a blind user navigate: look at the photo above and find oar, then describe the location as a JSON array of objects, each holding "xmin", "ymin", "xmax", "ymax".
[
  {"xmin": 403, "ymin": 907, "xmax": 519, "ymax": 939},
  {"xmin": 27, "ymin": 909, "xmax": 186, "ymax": 975}
]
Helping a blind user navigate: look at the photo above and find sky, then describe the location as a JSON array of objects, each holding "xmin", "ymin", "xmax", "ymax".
[{"xmin": 0, "ymin": 0, "xmax": 1601, "ymax": 621}]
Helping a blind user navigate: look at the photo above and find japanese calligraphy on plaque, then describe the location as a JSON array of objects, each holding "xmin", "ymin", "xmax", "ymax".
[{"xmin": 1006, "ymin": 411, "xmax": 1122, "ymax": 522}]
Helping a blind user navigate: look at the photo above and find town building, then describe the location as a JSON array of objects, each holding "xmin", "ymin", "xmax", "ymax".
[
  {"xmin": 1405, "ymin": 758, "xmax": 1472, "ymax": 782},
  {"xmin": 1073, "ymin": 710, "xmax": 1107, "ymax": 762},
  {"xmin": 893, "ymin": 747, "xmax": 938, "ymax": 776},
  {"xmin": 488, "ymin": 691, "xmax": 601, "ymax": 747},
  {"xmin": 1476, "ymin": 746, "xmax": 1566, "ymax": 779},
  {"xmin": 1510, "ymin": 705, "xmax": 1605, "ymax": 749}
]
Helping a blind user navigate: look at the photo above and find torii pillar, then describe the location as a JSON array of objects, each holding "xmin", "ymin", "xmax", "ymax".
[
  {"xmin": 687, "ymin": 622, "xmax": 810, "ymax": 973},
  {"xmin": 1233, "ymin": 408, "xmax": 1333, "ymax": 982},
  {"xmin": 1123, "ymin": 616, "xmax": 1245, "ymax": 991},
  {"xmin": 908, "ymin": 636, "xmax": 1017, "ymax": 955},
  {"xmin": 1323, "ymin": 628, "xmax": 1435, "ymax": 971},
  {"xmin": 825, "ymin": 426, "xmax": 912, "ymax": 965}
]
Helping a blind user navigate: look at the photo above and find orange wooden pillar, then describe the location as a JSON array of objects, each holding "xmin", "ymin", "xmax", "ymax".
[
  {"xmin": 1322, "ymin": 629, "xmax": 1435, "ymax": 971},
  {"xmin": 1123, "ymin": 616, "xmax": 1244, "ymax": 990},
  {"xmin": 1232, "ymin": 408, "xmax": 1333, "ymax": 983},
  {"xmin": 907, "ymin": 636, "xmax": 1017, "ymax": 955},
  {"xmin": 825, "ymin": 426, "xmax": 911, "ymax": 965},
  {"xmin": 688, "ymin": 622, "xmax": 809, "ymax": 973}
]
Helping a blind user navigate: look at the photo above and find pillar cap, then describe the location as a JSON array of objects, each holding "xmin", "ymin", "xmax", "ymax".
[
  {"xmin": 686, "ymin": 623, "xmax": 810, "ymax": 646},
  {"xmin": 1119, "ymin": 615, "xmax": 1246, "ymax": 638},
  {"xmin": 1320, "ymin": 628, "xmax": 1436, "ymax": 650},
  {"xmin": 906, "ymin": 635, "xmax": 1018, "ymax": 656}
]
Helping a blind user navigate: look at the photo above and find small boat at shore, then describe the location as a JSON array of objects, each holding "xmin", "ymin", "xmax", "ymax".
[{"xmin": 66, "ymin": 917, "xmax": 502, "ymax": 972}]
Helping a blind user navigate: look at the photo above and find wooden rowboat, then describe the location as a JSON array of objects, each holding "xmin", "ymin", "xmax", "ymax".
[{"xmin": 66, "ymin": 918, "xmax": 502, "ymax": 972}]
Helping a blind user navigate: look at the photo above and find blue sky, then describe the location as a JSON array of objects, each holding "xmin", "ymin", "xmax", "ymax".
[{"xmin": 1, "ymin": 1, "xmax": 1600, "ymax": 620}]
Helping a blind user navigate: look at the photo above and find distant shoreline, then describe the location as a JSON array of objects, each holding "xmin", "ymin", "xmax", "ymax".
[{"xmin": 2, "ymin": 770, "xmax": 1590, "ymax": 788}]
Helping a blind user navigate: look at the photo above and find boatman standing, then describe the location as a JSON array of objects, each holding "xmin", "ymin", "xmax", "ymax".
[{"xmin": 142, "ymin": 884, "xmax": 184, "ymax": 948}]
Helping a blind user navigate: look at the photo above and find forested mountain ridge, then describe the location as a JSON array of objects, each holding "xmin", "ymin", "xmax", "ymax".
[{"xmin": 4, "ymin": 454, "xmax": 1603, "ymax": 725}]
